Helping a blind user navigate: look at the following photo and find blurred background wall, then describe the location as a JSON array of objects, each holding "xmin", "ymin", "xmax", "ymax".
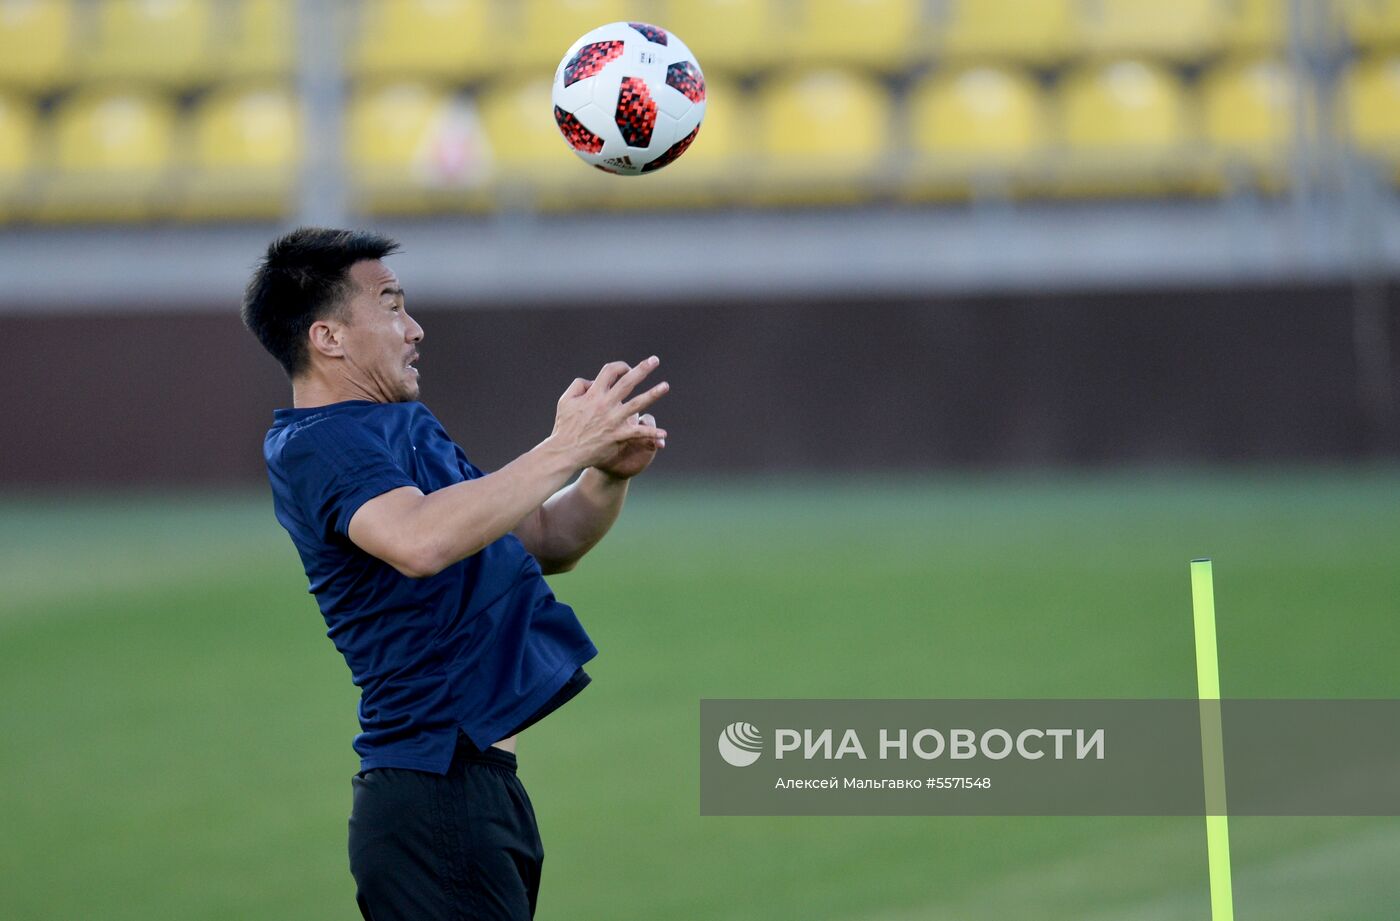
[{"xmin": 2, "ymin": 0, "xmax": 1399, "ymax": 485}]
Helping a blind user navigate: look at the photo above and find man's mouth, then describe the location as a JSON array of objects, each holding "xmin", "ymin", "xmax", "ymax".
[{"xmin": 406, "ymin": 352, "xmax": 419, "ymax": 374}]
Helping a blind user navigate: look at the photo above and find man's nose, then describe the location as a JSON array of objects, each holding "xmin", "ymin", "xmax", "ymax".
[{"xmin": 406, "ymin": 312, "xmax": 424, "ymax": 343}]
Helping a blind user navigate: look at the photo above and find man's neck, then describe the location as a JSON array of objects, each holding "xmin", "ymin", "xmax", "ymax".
[{"xmin": 292, "ymin": 374, "xmax": 381, "ymax": 409}]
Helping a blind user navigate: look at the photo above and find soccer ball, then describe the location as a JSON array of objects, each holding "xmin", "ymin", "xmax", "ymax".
[{"xmin": 551, "ymin": 21, "xmax": 706, "ymax": 175}]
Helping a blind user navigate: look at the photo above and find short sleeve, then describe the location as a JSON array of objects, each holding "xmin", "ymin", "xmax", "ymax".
[{"xmin": 279, "ymin": 416, "xmax": 419, "ymax": 539}]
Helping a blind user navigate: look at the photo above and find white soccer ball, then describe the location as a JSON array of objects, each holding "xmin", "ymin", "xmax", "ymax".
[{"xmin": 551, "ymin": 21, "xmax": 707, "ymax": 175}]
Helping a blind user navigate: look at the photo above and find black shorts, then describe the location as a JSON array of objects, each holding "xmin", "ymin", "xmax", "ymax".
[{"xmin": 349, "ymin": 733, "xmax": 544, "ymax": 920}]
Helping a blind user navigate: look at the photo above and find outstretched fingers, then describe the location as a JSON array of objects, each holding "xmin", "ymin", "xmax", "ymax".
[
  {"xmin": 606, "ymin": 355, "xmax": 660, "ymax": 401},
  {"xmin": 622, "ymin": 380, "xmax": 670, "ymax": 416}
]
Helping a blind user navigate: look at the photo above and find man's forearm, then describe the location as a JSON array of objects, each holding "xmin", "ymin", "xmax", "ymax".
[
  {"xmin": 420, "ymin": 436, "xmax": 585, "ymax": 559},
  {"xmin": 530, "ymin": 467, "xmax": 630, "ymax": 572},
  {"xmin": 367, "ymin": 439, "xmax": 584, "ymax": 578}
]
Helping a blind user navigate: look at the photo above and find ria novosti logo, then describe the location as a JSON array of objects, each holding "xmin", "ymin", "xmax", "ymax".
[
  {"xmin": 715, "ymin": 721, "xmax": 1107, "ymax": 767},
  {"xmin": 717, "ymin": 721, "xmax": 763, "ymax": 767}
]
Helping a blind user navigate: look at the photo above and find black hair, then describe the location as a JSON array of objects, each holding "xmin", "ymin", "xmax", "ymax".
[{"xmin": 241, "ymin": 227, "xmax": 401, "ymax": 377}]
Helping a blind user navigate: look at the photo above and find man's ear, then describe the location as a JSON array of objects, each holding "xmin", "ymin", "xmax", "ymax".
[{"xmin": 307, "ymin": 317, "xmax": 347, "ymax": 360}]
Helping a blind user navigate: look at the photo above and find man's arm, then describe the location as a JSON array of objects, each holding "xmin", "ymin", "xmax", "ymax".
[
  {"xmin": 514, "ymin": 407, "xmax": 663, "ymax": 573},
  {"xmin": 515, "ymin": 468, "xmax": 628, "ymax": 574},
  {"xmin": 348, "ymin": 359, "xmax": 667, "ymax": 579},
  {"xmin": 347, "ymin": 442, "xmax": 582, "ymax": 579}
]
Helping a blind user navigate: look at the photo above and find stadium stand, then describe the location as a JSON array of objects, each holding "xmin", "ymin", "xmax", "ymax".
[
  {"xmin": 0, "ymin": 0, "xmax": 1397, "ymax": 222},
  {"xmin": 1077, "ymin": 0, "xmax": 1224, "ymax": 61},
  {"xmin": 352, "ymin": 0, "xmax": 498, "ymax": 83},
  {"xmin": 935, "ymin": 0, "xmax": 1077, "ymax": 65},
  {"xmin": 755, "ymin": 68, "xmax": 894, "ymax": 201},
  {"xmin": 0, "ymin": 0, "xmax": 75, "ymax": 91},
  {"xmin": 1056, "ymin": 59, "xmax": 1201, "ymax": 196},
  {"xmin": 479, "ymin": 77, "xmax": 575, "ymax": 189},
  {"xmin": 183, "ymin": 83, "xmax": 300, "ymax": 219},
  {"xmin": 348, "ymin": 80, "xmax": 491, "ymax": 214},
  {"xmin": 40, "ymin": 86, "xmax": 177, "ymax": 221},
  {"xmin": 907, "ymin": 65, "xmax": 1048, "ymax": 198},
  {"xmin": 1219, "ymin": 0, "xmax": 1288, "ymax": 51},
  {"xmin": 221, "ymin": 0, "xmax": 294, "ymax": 82},
  {"xmin": 513, "ymin": 0, "xmax": 629, "ymax": 73},
  {"xmin": 1343, "ymin": 53, "xmax": 1400, "ymax": 177},
  {"xmin": 1200, "ymin": 57, "xmax": 1296, "ymax": 190},
  {"xmin": 787, "ymin": 0, "xmax": 922, "ymax": 72},
  {"xmin": 1345, "ymin": 0, "xmax": 1400, "ymax": 49},
  {"xmin": 659, "ymin": 0, "xmax": 779, "ymax": 75},
  {"xmin": 81, "ymin": 0, "xmax": 216, "ymax": 88},
  {"xmin": 0, "ymin": 90, "xmax": 36, "ymax": 219}
]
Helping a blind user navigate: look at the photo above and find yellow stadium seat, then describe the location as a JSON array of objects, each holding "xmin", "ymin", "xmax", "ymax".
[
  {"xmin": 0, "ymin": 91, "xmax": 36, "ymax": 174},
  {"xmin": 352, "ymin": 0, "xmax": 500, "ymax": 82},
  {"xmin": 788, "ymin": 0, "xmax": 922, "ymax": 72},
  {"xmin": 1343, "ymin": 0, "xmax": 1400, "ymax": 49},
  {"xmin": 1201, "ymin": 58, "xmax": 1296, "ymax": 189},
  {"xmin": 41, "ymin": 87, "xmax": 176, "ymax": 221},
  {"xmin": 1341, "ymin": 55, "xmax": 1400, "ymax": 176},
  {"xmin": 1057, "ymin": 60, "xmax": 1200, "ymax": 195},
  {"xmin": 477, "ymin": 76, "xmax": 632, "ymax": 210},
  {"xmin": 660, "ymin": 0, "xmax": 780, "ymax": 75},
  {"xmin": 220, "ymin": 0, "xmax": 294, "ymax": 81},
  {"xmin": 1077, "ymin": 0, "xmax": 1223, "ymax": 60},
  {"xmin": 182, "ymin": 83, "xmax": 299, "ymax": 219},
  {"xmin": 0, "ymin": 0, "xmax": 76, "ymax": 90},
  {"xmin": 1219, "ymin": 0, "xmax": 1288, "ymax": 52},
  {"xmin": 754, "ymin": 68, "xmax": 893, "ymax": 201},
  {"xmin": 937, "ymin": 0, "xmax": 1077, "ymax": 65},
  {"xmin": 512, "ymin": 0, "xmax": 629, "ymax": 74},
  {"xmin": 1061, "ymin": 60, "xmax": 1192, "ymax": 151},
  {"xmin": 479, "ymin": 77, "xmax": 575, "ymax": 185},
  {"xmin": 908, "ymin": 66, "xmax": 1047, "ymax": 196},
  {"xmin": 0, "ymin": 91, "xmax": 38, "ymax": 220},
  {"xmin": 348, "ymin": 81, "xmax": 491, "ymax": 214},
  {"xmin": 81, "ymin": 0, "xmax": 216, "ymax": 87}
]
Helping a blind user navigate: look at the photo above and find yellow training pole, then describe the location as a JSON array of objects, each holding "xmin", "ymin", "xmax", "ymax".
[{"xmin": 1190, "ymin": 559, "xmax": 1235, "ymax": 921}]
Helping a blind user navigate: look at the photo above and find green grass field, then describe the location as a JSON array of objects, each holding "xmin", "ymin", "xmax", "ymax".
[{"xmin": 3, "ymin": 471, "xmax": 1399, "ymax": 920}]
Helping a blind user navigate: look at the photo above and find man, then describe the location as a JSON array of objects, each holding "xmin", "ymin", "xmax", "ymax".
[{"xmin": 241, "ymin": 227, "xmax": 668, "ymax": 920}]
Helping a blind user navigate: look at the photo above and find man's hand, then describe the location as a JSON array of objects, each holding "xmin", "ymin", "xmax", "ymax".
[
  {"xmin": 511, "ymin": 358, "xmax": 670, "ymax": 573},
  {"xmin": 548, "ymin": 357, "xmax": 669, "ymax": 470},
  {"xmin": 593, "ymin": 412, "xmax": 664, "ymax": 480}
]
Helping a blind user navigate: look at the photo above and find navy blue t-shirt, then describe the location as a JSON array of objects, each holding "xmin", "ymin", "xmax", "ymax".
[{"xmin": 263, "ymin": 400, "xmax": 597, "ymax": 774}]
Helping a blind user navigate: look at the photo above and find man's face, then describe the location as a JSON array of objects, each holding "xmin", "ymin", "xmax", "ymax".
[{"xmin": 338, "ymin": 259, "xmax": 424, "ymax": 403}]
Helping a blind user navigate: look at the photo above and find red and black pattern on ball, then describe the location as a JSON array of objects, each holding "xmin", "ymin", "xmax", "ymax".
[
  {"xmin": 554, "ymin": 105, "xmax": 603, "ymax": 154},
  {"xmin": 562, "ymin": 40, "xmax": 624, "ymax": 87},
  {"xmin": 665, "ymin": 61, "xmax": 706, "ymax": 103},
  {"xmin": 628, "ymin": 22, "xmax": 668, "ymax": 45},
  {"xmin": 641, "ymin": 124, "xmax": 700, "ymax": 173},
  {"xmin": 614, "ymin": 77, "xmax": 657, "ymax": 148}
]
